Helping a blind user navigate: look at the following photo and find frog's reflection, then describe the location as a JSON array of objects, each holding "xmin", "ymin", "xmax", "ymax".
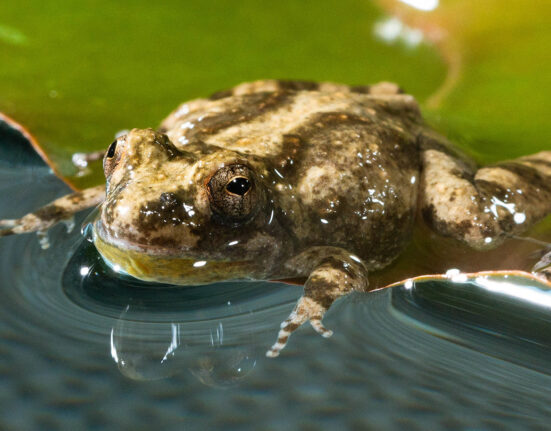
[
  {"xmin": 63, "ymin": 239, "xmax": 300, "ymax": 385},
  {"xmin": 110, "ymin": 307, "xmax": 258, "ymax": 385}
]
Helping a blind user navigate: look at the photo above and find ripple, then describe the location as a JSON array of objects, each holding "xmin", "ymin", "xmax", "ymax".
[
  {"xmin": 4, "ymin": 162, "xmax": 551, "ymax": 426},
  {"xmin": 390, "ymin": 273, "xmax": 551, "ymax": 375},
  {"xmin": 0, "ymin": 164, "xmax": 302, "ymax": 383}
]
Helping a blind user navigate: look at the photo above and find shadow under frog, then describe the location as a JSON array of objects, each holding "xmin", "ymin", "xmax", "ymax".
[{"xmin": 2, "ymin": 79, "xmax": 551, "ymax": 357}]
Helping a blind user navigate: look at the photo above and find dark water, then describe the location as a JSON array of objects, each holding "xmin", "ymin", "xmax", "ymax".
[{"xmin": 2, "ymin": 142, "xmax": 551, "ymax": 429}]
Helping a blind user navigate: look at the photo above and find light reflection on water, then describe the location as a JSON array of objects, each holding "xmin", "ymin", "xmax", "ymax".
[
  {"xmin": 62, "ymin": 236, "xmax": 296, "ymax": 384},
  {"xmin": 391, "ymin": 273, "xmax": 551, "ymax": 375},
  {"xmin": 2, "ymin": 162, "xmax": 551, "ymax": 426}
]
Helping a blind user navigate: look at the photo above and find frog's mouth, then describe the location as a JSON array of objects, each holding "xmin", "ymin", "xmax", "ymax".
[{"xmin": 93, "ymin": 232, "xmax": 256, "ymax": 285}]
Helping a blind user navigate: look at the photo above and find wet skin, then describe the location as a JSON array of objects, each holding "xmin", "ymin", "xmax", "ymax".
[{"xmin": 2, "ymin": 80, "xmax": 551, "ymax": 356}]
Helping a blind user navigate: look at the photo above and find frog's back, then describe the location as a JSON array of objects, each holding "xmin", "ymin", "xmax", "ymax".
[{"xmin": 162, "ymin": 80, "xmax": 423, "ymax": 268}]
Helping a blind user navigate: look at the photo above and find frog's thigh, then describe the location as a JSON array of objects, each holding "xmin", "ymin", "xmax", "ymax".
[
  {"xmin": 421, "ymin": 147, "xmax": 551, "ymax": 249},
  {"xmin": 0, "ymin": 184, "xmax": 105, "ymax": 237},
  {"xmin": 266, "ymin": 255, "xmax": 368, "ymax": 358}
]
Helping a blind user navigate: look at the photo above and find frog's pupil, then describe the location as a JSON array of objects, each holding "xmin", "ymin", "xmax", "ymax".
[
  {"xmin": 107, "ymin": 141, "xmax": 117, "ymax": 158},
  {"xmin": 226, "ymin": 177, "xmax": 250, "ymax": 195}
]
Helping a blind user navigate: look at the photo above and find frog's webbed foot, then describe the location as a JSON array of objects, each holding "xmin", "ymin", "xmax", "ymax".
[
  {"xmin": 266, "ymin": 254, "xmax": 368, "ymax": 358},
  {"xmin": 266, "ymin": 296, "xmax": 333, "ymax": 358},
  {"xmin": 0, "ymin": 214, "xmax": 46, "ymax": 236},
  {"xmin": 0, "ymin": 185, "xmax": 105, "ymax": 246}
]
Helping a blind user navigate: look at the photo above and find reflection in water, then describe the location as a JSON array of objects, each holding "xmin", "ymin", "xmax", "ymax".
[
  {"xmin": 63, "ymin": 237, "xmax": 297, "ymax": 384},
  {"xmin": 4, "ymin": 163, "xmax": 551, "ymax": 427},
  {"xmin": 111, "ymin": 315, "xmax": 184, "ymax": 381},
  {"xmin": 392, "ymin": 272, "xmax": 551, "ymax": 375},
  {"xmin": 110, "ymin": 306, "xmax": 257, "ymax": 385}
]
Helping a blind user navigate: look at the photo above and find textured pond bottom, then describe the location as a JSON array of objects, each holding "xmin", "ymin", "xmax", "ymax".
[{"xmin": 2, "ymin": 164, "xmax": 551, "ymax": 430}]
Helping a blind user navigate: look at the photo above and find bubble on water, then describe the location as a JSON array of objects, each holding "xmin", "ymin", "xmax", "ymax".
[
  {"xmin": 111, "ymin": 306, "xmax": 258, "ymax": 384},
  {"xmin": 111, "ymin": 310, "xmax": 185, "ymax": 381}
]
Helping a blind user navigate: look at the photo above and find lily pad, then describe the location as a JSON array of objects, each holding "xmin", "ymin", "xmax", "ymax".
[
  {"xmin": 0, "ymin": 0, "xmax": 445, "ymax": 189},
  {"xmin": 377, "ymin": 0, "xmax": 551, "ymax": 162}
]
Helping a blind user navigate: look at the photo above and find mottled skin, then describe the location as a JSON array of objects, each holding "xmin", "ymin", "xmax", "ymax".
[{"xmin": 2, "ymin": 80, "xmax": 551, "ymax": 357}]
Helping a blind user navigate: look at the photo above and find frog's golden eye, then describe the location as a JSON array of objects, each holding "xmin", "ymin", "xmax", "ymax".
[{"xmin": 208, "ymin": 165, "xmax": 261, "ymax": 224}]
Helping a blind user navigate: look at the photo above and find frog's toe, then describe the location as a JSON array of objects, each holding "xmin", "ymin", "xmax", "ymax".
[
  {"xmin": 0, "ymin": 219, "xmax": 19, "ymax": 236},
  {"xmin": 266, "ymin": 296, "xmax": 330, "ymax": 358},
  {"xmin": 310, "ymin": 318, "xmax": 333, "ymax": 338},
  {"xmin": 0, "ymin": 219, "xmax": 17, "ymax": 228},
  {"xmin": 533, "ymin": 250, "xmax": 551, "ymax": 282},
  {"xmin": 0, "ymin": 226, "xmax": 14, "ymax": 237}
]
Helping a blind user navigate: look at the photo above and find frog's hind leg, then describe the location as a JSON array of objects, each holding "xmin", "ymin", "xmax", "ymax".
[
  {"xmin": 420, "ymin": 132, "xmax": 551, "ymax": 252},
  {"xmin": 0, "ymin": 184, "xmax": 105, "ymax": 247},
  {"xmin": 266, "ymin": 253, "xmax": 369, "ymax": 358}
]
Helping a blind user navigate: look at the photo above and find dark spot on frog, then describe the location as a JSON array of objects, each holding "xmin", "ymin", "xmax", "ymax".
[
  {"xmin": 209, "ymin": 89, "xmax": 234, "ymax": 101},
  {"xmin": 35, "ymin": 205, "xmax": 69, "ymax": 222},
  {"xmin": 272, "ymin": 112, "xmax": 377, "ymax": 183},
  {"xmin": 276, "ymin": 134, "xmax": 303, "ymax": 170},
  {"xmin": 498, "ymin": 162, "xmax": 551, "ymax": 196},
  {"xmin": 350, "ymin": 85, "xmax": 371, "ymax": 94},
  {"xmin": 451, "ymin": 168, "xmax": 474, "ymax": 183},
  {"xmin": 137, "ymin": 190, "xmax": 191, "ymax": 232},
  {"xmin": 304, "ymin": 275, "xmax": 341, "ymax": 309},
  {"xmin": 276, "ymin": 80, "xmax": 319, "ymax": 92},
  {"xmin": 350, "ymin": 84, "xmax": 405, "ymax": 95},
  {"xmin": 186, "ymin": 91, "xmax": 293, "ymax": 141},
  {"xmin": 69, "ymin": 194, "xmax": 84, "ymax": 204},
  {"xmin": 159, "ymin": 192, "xmax": 180, "ymax": 208},
  {"xmin": 529, "ymin": 159, "xmax": 551, "ymax": 170}
]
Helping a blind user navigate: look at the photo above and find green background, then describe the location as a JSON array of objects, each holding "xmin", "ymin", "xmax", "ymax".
[{"xmin": 0, "ymin": 0, "xmax": 549, "ymax": 188}]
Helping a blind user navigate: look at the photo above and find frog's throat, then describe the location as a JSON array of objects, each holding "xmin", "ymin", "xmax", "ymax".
[{"xmin": 93, "ymin": 234, "xmax": 255, "ymax": 285}]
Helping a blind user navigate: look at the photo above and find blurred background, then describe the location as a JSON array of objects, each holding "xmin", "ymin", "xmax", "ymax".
[{"xmin": 1, "ymin": 0, "xmax": 550, "ymax": 188}]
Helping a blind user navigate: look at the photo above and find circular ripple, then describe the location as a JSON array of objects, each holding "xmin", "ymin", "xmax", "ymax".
[{"xmin": 0, "ymin": 165, "xmax": 303, "ymax": 383}]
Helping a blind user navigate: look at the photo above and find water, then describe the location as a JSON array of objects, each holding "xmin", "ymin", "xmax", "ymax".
[
  {"xmin": 2, "ymin": 154, "xmax": 551, "ymax": 429},
  {"xmin": 2, "ymin": 2, "xmax": 551, "ymax": 424}
]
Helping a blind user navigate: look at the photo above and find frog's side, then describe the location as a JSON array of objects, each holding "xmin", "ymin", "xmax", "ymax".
[{"xmin": 2, "ymin": 80, "xmax": 551, "ymax": 357}]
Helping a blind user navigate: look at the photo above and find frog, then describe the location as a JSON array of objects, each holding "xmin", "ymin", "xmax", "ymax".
[{"xmin": 1, "ymin": 79, "xmax": 551, "ymax": 357}]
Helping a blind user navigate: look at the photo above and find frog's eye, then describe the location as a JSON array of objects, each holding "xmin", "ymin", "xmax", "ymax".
[
  {"xmin": 103, "ymin": 138, "xmax": 123, "ymax": 178},
  {"xmin": 106, "ymin": 140, "xmax": 117, "ymax": 158},
  {"xmin": 225, "ymin": 177, "xmax": 251, "ymax": 196},
  {"xmin": 208, "ymin": 165, "xmax": 261, "ymax": 223}
]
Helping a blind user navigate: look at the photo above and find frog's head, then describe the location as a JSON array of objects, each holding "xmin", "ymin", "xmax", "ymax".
[{"xmin": 93, "ymin": 128, "xmax": 290, "ymax": 284}]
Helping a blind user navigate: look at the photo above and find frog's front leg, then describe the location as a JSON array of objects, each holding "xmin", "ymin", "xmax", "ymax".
[
  {"xmin": 420, "ymin": 132, "xmax": 551, "ymax": 251},
  {"xmin": 266, "ymin": 251, "xmax": 369, "ymax": 358},
  {"xmin": 0, "ymin": 185, "xmax": 105, "ymax": 247}
]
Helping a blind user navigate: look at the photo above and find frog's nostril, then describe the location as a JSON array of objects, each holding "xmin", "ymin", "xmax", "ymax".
[{"xmin": 159, "ymin": 192, "xmax": 181, "ymax": 209}]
